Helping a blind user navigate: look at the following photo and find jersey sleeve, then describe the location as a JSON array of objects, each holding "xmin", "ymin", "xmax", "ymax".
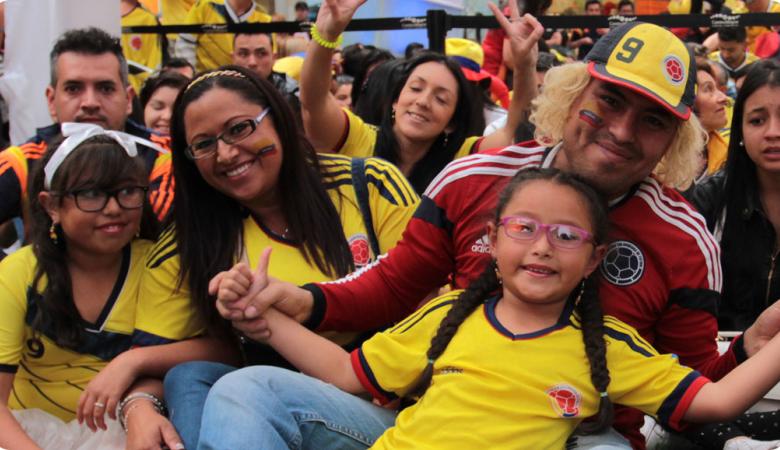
[
  {"xmin": 134, "ymin": 227, "xmax": 204, "ymax": 346},
  {"xmin": 313, "ymin": 185, "xmax": 461, "ymax": 332},
  {"xmin": 363, "ymin": 157, "xmax": 420, "ymax": 254},
  {"xmin": 0, "ymin": 148, "xmax": 26, "ymax": 223},
  {"xmin": 147, "ymin": 151, "xmax": 175, "ymax": 223},
  {"xmin": 350, "ymin": 293, "xmax": 456, "ymax": 403},
  {"xmin": 603, "ymin": 316, "xmax": 710, "ymax": 431},
  {"xmin": 0, "ymin": 248, "xmax": 33, "ymax": 373},
  {"xmin": 333, "ymin": 109, "xmax": 377, "ymax": 158}
]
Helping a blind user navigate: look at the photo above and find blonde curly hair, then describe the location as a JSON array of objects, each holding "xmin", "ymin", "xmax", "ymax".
[{"xmin": 530, "ymin": 62, "xmax": 705, "ymax": 190}]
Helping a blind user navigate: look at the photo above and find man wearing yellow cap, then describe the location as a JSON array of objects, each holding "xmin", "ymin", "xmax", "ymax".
[{"xmin": 208, "ymin": 21, "xmax": 780, "ymax": 450}]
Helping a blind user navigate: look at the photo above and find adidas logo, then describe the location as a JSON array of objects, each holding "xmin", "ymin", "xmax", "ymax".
[{"xmin": 471, "ymin": 234, "xmax": 491, "ymax": 253}]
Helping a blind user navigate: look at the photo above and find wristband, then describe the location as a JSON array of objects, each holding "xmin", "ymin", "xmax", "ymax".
[
  {"xmin": 311, "ymin": 24, "xmax": 343, "ymax": 49},
  {"xmin": 118, "ymin": 392, "xmax": 166, "ymax": 432}
]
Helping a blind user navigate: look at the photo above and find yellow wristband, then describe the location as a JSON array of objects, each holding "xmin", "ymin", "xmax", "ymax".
[{"xmin": 311, "ymin": 24, "xmax": 343, "ymax": 49}]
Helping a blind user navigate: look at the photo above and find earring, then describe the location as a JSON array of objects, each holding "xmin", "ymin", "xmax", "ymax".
[
  {"xmin": 739, "ymin": 140, "xmax": 744, "ymax": 147},
  {"xmin": 574, "ymin": 280, "xmax": 586, "ymax": 306},
  {"xmin": 49, "ymin": 223, "xmax": 59, "ymax": 244},
  {"xmin": 391, "ymin": 108, "xmax": 396, "ymax": 122},
  {"xmin": 494, "ymin": 260, "xmax": 502, "ymax": 284},
  {"xmin": 442, "ymin": 132, "xmax": 449, "ymax": 147}
]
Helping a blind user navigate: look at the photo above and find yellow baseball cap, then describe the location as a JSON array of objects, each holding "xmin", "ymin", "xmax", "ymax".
[
  {"xmin": 585, "ymin": 22, "xmax": 696, "ymax": 119},
  {"xmin": 273, "ymin": 56, "xmax": 304, "ymax": 82}
]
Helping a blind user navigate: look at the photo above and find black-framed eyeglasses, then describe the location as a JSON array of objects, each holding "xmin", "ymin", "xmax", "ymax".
[
  {"xmin": 185, "ymin": 108, "xmax": 271, "ymax": 160},
  {"xmin": 57, "ymin": 186, "xmax": 148, "ymax": 212}
]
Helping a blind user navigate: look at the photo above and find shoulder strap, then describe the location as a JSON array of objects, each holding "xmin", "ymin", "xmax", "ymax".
[{"xmin": 350, "ymin": 157, "xmax": 380, "ymax": 257}]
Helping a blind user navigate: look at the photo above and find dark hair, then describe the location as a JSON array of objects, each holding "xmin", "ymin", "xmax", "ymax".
[
  {"xmin": 50, "ymin": 27, "xmax": 128, "ymax": 87},
  {"xmin": 353, "ymin": 59, "xmax": 406, "ymax": 126},
  {"xmin": 139, "ymin": 71, "xmax": 190, "ymax": 110},
  {"xmin": 232, "ymin": 32, "xmax": 274, "ymax": 47},
  {"xmin": 585, "ymin": 0, "xmax": 602, "ymax": 10},
  {"xmin": 537, "ymin": 52, "xmax": 560, "ymax": 73},
  {"xmin": 170, "ymin": 65, "xmax": 354, "ymax": 337},
  {"xmin": 403, "ymin": 168, "xmax": 613, "ymax": 431},
  {"xmin": 405, "ymin": 42, "xmax": 425, "ymax": 59},
  {"xmin": 348, "ymin": 46, "xmax": 395, "ymax": 108},
  {"xmin": 28, "ymin": 135, "xmax": 151, "ymax": 350},
  {"xmin": 162, "ymin": 57, "xmax": 195, "ymax": 75},
  {"xmin": 617, "ymin": 0, "xmax": 635, "ymax": 10},
  {"xmin": 294, "ymin": 1, "xmax": 309, "ymax": 11},
  {"xmin": 717, "ymin": 27, "xmax": 747, "ymax": 43},
  {"xmin": 719, "ymin": 59, "xmax": 780, "ymax": 316},
  {"xmin": 375, "ymin": 51, "xmax": 483, "ymax": 193}
]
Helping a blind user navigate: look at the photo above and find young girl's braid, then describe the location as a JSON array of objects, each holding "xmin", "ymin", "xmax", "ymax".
[
  {"xmin": 403, "ymin": 260, "xmax": 501, "ymax": 401},
  {"xmin": 576, "ymin": 275, "xmax": 614, "ymax": 433}
]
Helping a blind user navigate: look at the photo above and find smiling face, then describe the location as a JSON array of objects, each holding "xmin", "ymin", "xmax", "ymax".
[
  {"xmin": 555, "ymin": 79, "xmax": 680, "ymax": 199},
  {"xmin": 45, "ymin": 52, "xmax": 133, "ymax": 131},
  {"xmin": 695, "ymin": 70, "xmax": 729, "ymax": 132},
  {"xmin": 143, "ymin": 85, "xmax": 180, "ymax": 135},
  {"xmin": 488, "ymin": 180, "xmax": 603, "ymax": 308},
  {"xmin": 392, "ymin": 61, "xmax": 458, "ymax": 145},
  {"xmin": 183, "ymin": 87, "xmax": 283, "ymax": 212},
  {"xmin": 742, "ymin": 84, "xmax": 780, "ymax": 175}
]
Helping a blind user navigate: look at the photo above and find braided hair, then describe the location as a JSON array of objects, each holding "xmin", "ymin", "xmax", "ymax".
[{"xmin": 404, "ymin": 168, "xmax": 613, "ymax": 432}]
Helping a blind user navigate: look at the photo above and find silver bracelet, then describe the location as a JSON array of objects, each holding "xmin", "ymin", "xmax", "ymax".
[{"xmin": 117, "ymin": 392, "xmax": 166, "ymax": 432}]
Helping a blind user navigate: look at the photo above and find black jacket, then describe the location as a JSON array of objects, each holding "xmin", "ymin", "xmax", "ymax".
[{"xmin": 687, "ymin": 171, "xmax": 780, "ymax": 331}]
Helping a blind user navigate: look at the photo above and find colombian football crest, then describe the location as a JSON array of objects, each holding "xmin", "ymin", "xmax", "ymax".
[
  {"xmin": 546, "ymin": 384, "xmax": 581, "ymax": 418},
  {"xmin": 348, "ymin": 233, "xmax": 371, "ymax": 267}
]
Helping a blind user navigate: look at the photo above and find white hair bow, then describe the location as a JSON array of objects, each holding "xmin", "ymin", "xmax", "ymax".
[{"xmin": 44, "ymin": 122, "xmax": 167, "ymax": 189}]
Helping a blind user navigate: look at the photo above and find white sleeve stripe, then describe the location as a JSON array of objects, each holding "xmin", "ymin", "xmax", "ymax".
[
  {"xmin": 639, "ymin": 180, "xmax": 721, "ymax": 283},
  {"xmin": 320, "ymin": 254, "xmax": 387, "ymax": 285},
  {"xmin": 423, "ymin": 147, "xmax": 545, "ymax": 198},
  {"xmin": 635, "ymin": 188, "xmax": 722, "ymax": 291},
  {"xmin": 424, "ymin": 155, "xmax": 544, "ymax": 199}
]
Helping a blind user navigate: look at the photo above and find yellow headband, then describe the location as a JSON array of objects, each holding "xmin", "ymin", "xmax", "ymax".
[{"xmin": 185, "ymin": 69, "xmax": 247, "ymax": 92}]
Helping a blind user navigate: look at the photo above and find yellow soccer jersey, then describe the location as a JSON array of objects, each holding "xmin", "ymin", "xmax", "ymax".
[
  {"xmin": 335, "ymin": 108, "xmax": 481, "ymax": 161},
  {"xmin": 159, "ymin": 0, "xmax": 196, "ymax": 46},
  {"xmin": 135, "ymin": 154, "xmax": 419, "ymax": 344},
  {"xmin": 352, "ymin": 291, "xmax": 709, "ymax": 450},
  {"xmin": 0, "ymin": 241, "xmax": 153, "ymax": 421},
  {"xmin": 122, "ymin": 4, "xmax": 166, "ymax": 94},
  {"xmin": 708, "ymin": 50, "xmax": 760, "ymax": 80},
  {"xmin": 178, "ymin": 0, "xmax": 271, "ymax": 72}
]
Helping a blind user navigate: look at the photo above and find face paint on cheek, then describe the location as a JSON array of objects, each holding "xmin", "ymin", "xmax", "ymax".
[
  {"xmin": 578, "ymin": 101, "xmax": 603, "ymax": 128},
  {"xmin": 255, "ymin": 139, "xmax": 277, "ymax": 157}
]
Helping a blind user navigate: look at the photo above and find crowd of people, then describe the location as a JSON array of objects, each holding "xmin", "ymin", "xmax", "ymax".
[{"xmin": 1, "ymin": 0, "xmax": 780, "ymax": 449}]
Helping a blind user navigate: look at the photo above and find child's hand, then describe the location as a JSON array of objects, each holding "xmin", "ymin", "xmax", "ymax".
[
  {"xmin": 316, "ymin": 0, "xmax": 367, "ymax": 41},
  {"xmin": 209, "ymin": 262, "xmax": 255, "ymax": 320},
  {"xmin": 125, "ymin": 401, "xmax": 184, "ymax": 450},
  {"xmin": 488, "ymin": 1, "xmax": 544, "ymax": 71},
  {"xmin": 76, "ymin": 352, "xmax": 137, "ymax": 432}
]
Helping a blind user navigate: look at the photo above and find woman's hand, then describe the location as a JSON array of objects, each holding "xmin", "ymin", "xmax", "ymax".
[
  {"xmin": 488, "ymin": 1, "xmax": 544, "ymax": 72},
  {"xmin": 209, "ymin": 262, "xmax": 255, "ymax": 319},
  {"xmin": 315, "ymin": 0, "xmax": 367, "ymax": 40},
  {"xmin": 77, "ymin": 352, "xmax": 138, "ymax": 432},
  {"xmin": 125, "ymin": 402, "xmax": 183, "ymax": 450}
]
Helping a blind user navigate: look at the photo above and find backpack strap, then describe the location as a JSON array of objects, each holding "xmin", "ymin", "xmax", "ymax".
[{"xmin": 350, "ymin": 157, "xmax": 380, "ymax": 258}]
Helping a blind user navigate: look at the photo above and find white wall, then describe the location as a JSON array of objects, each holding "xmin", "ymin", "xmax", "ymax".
[{"xmin": 0, "ymin": 0, "xmax": 120, "ymax": 144}]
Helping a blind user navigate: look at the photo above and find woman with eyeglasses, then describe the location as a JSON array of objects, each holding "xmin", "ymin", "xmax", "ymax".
[
  {"xmin": 0, "ymin": 131, "xmax": 182, "ymax": 449},
  {"xmin": 300, "ymin": 0, "xmax": 544, "ymax": 193},
  {"xmin": 83, "ymin": 65, "xmax": 419, "ymax": 449}
]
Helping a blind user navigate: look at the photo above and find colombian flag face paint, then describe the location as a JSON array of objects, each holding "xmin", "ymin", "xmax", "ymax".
[{"xmin": 578, "ymin": 100, "xmax": 603, "ymax": 128}]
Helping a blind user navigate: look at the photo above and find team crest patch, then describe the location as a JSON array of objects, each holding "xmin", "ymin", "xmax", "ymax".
[
  {"xmin": 349, "ymin": 234, "xmax": 371, "ymax": 267},
  {"xmin": 131, "ymin": 35, "xmax": 143, "ymax": 51},
  {"xmin": 662, "ymin": 55, "xmax": 685, "ymax": 85},
  {"xmin": 547, "ymin": 384, "xmax": 581, "ymax": 418},
  {"xmin": 600, "ymin": 240, "xmax": 645, "ymax": 286}
]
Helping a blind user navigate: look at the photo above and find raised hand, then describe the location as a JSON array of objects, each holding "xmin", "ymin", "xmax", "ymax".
[
  {"xmin": 488, "ymin": 1, "xmax": 544, "ymax": 71},
  {"xmin": 315, "ymin": 0, "xmax": 367, "ymax": 40}
]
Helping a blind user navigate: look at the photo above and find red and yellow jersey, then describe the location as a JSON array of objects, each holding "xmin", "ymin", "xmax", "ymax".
[
  {"xmin": 353, "ymin": 291, "xmax": 708, "ymax": 449},
  {"xmin": 135, "ymin": 154, "xmax": 419, "ymax": 345},
  {"xmin": 122, "ymin": 4, "xmax": 167, "ymax": 94}
]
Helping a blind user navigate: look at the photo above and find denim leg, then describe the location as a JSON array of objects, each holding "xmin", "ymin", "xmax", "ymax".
[
  {"xmin": 197, "ymin": 366, "xmax": 397, "ymax": 450},
  {"xmin": 164, "ymin": 361, "xmax": 237, "ymax": 450},
  {"xmin": 567, "ymin": 427, "xmax": 633, "ymax": 449}
]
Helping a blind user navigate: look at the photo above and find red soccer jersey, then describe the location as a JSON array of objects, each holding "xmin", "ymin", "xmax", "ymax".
[{"xmin": 311, "ymin": 143, "xmax": 739, "ymax": 449}]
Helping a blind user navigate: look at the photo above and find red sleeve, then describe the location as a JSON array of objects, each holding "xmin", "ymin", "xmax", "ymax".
[{"xmin": 315, "ymin": 195, "xmax": 457, "ymax": 331}]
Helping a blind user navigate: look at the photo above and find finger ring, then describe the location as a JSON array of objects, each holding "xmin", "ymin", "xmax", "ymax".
[{"xmin": 94, "ymin": 402, "xmax": 105, "ymax": 408}]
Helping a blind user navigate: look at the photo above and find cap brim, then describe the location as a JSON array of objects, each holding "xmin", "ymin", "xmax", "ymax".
[{"xmin": 587, "ymin": 61, "xmax": 691, "ymax": 120}]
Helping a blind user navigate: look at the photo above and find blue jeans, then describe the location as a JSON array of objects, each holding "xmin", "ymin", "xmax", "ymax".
[
  {"xmin": 197, "ymin": 366, "xmax": 397, "ymax": 450},
  {"xmin": 567, "ymin": 427, "xmax": 632, "ymax": 449},
  {"xmin": 164, "ymin": 361, "xmax": 237, "ymax": 450}
]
